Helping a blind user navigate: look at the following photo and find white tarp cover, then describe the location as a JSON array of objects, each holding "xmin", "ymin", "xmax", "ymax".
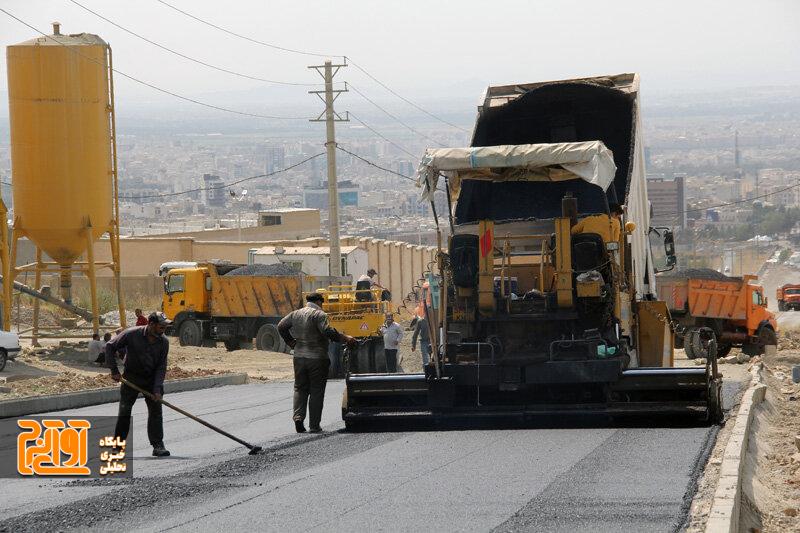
[{"xmin": 415, "ymin": 140, "xmax": 617, "ymax": 201}]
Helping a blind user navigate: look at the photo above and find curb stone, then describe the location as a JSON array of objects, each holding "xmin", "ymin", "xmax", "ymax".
[
  {"xmin": 705, "ymin": 363, "xmax": 765, "ymax": 533},
  {"xmin": 0, "ymin": 373, "xmax": 249, "ymax": 418}
]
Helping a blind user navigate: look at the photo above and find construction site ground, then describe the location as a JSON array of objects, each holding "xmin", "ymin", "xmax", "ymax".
[{"xmin": 0, "ymin": 326, "xmax": 422, "ymax": 400}]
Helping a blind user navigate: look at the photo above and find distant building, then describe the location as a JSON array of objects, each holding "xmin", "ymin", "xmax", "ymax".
[
  {"xmin": 303, "ymin": 180, "xmax": 359, "ymax": 209},
  {"xmin": 648, "ymin": 175, "xmax": 685, "ymax": 229},
  {"xmin": 265, "ymin": 143, "xmax": 285, "ymax": 174},
  {"xmin": 203, "ymin": 174, "xmax": 226, "ymax": 207},
  {"xmin": 251, "ymin": 244, "xmax": 366, "ymax": 277}
]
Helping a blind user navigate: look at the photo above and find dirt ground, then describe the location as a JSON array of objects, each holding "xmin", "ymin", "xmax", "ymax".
[
  {"xmin": 0, "ymin": 323, "xmax": 425, "ymax": 400},
  {"xmin": 738, "ymin": 332, "xmax": 800, "ymax": 532}
]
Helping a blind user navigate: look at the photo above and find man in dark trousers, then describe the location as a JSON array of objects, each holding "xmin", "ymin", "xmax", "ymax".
[
  {"xmin": 278, "ymin": 293, "xmax": 356, "ymax": 433},
  {"xmin": 106, "ymin": 312, "xmax": 172, "ymax": 457}
]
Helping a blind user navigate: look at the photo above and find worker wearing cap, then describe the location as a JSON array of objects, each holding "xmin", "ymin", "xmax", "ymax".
[
  {"xmin": 571, "ymin": 203, "xmax": 624, "ymax": 244},
  {"xmin": 278, "ymin": 293, "xmax": 356, "ymax": 433},
  {"xmin": 355, "ymin": 268, "xmax": 378, "ymax": 302},
  {"xmin": 106, "ymin": 312, "xmax": 172, "ymax": 457}
]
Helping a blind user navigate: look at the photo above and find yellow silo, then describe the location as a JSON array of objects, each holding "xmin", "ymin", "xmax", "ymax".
[{"xmin": 6, "ymin": 23, "xmax": 126, "ymax": 336}]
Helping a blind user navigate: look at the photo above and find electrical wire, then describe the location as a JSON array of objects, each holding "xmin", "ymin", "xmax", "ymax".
[
  {"xmin": 663, "ymin": 180, "xmax": 800, "ymax": 217},
  {"xmin": 155, "ymin": 0, "xmax": 337, "ymax": 58},
  {"xmin": 348, "ymin": 112, "xmax": 418, "ymax": 159},
  {"xmin": 121, "ymin": 153, "xmax": 325, "ymax": 200},
  {"xmin": 149, "ymin": 1, "xmax": 469, "ymax": 133},
  {"xmin": 0, "ymin": 8, "xmax": 312, "ymax": 120},
  {"xmin": 68, "ymin": 0, "xmax": 318, "ymax": 86},
  {"xmin": 348, "ymin": 84, "xmax": 447, "ymax": 147},
  {"xmin": 346, "ymin": 58, "xmax": 470, "ymax": 134}
]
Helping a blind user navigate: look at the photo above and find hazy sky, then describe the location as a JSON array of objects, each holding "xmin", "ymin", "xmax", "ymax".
[{"xmin": 1, "ymin": 0, "xmax": 799, "ymax": 111}]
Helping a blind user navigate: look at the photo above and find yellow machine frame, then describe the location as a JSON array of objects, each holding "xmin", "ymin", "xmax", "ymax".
[{"xmin": 311, "ymin": 285, "xmax": 390, "ymax": 339}]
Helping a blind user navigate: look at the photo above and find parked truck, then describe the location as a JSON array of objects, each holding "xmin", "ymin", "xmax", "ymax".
[
  {"xmin": 657, "ymin": 270, "xmax": 777, "ymax": 358},
  {"xmin": 776, "ymin": 283, "xmax": 800, "ymax": 311},
  {"xmin": 343, "ymin": 73, "xmax": 724, "ymax": 428},
  {"xmin": 161, "ymin": 262, "xmax": 392, "ymax": 373},
  {"xmin": 162, "ymin": 262, "xmax": 303, "ymax": 351}
]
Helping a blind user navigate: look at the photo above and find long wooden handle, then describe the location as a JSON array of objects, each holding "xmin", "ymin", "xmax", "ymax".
[{"xmin": 119, "ymin": 377, "xmax": 257, "ymax": 451}]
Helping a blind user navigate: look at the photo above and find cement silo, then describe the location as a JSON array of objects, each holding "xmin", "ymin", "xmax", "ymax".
[{"xmin": 6, "ymin": 23, "xmax": 126, "ymax": 336}]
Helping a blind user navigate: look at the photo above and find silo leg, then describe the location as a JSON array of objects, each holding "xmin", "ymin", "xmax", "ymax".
[
  {"xmin": 31, "ymin": 249, "xmax": 41, "ymax": 347},
  {"xmin": 110, "ymin": 231, "xmax": 126, "ymax": 329},
  {"xmin": 85, "ymin": 227, "xmax": 100, "ymax": 335}
]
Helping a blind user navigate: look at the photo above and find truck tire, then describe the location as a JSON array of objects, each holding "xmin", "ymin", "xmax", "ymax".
[
  {"xmin": 716, "ymin": 343, "xmax": 732, "ymax": 358},
  {"xmin": 256, "ymin": 324, "xmax": 283, "ymax": 352},
  {"xmin": 224, "ymin": 339, "xmax": 241, "ymax": 352},
  {"xmin": 178, "ymin": 320, "xmax": 203, "ymax": 347},
  {"xmin": 0, "ymin": 349, "xmax": 6, "ymax": 372},
  {"xmin": 352, "ymin": 338, "xmax": 385, "ymax": 373},
  {"xmin": 779, "ymin": 301, "xmax": 786, "ymax": 312},
  {"xmin": 759, "ymin": 327, "xmax": 777, "ymax": 354},
  {"xmin": 683, "ymin": 329, "xmax": 697, "ymax": 359}
]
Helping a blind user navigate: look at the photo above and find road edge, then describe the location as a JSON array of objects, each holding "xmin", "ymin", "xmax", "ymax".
[
  {"xmin": 0, "ymin": 372, "xmax": 249, "ymax": 418},
  {"xmin": 705, "ymin": 363, "xmax": 766, "ymax": 533}
]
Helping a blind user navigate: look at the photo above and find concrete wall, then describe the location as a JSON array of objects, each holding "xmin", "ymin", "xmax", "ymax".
[{"xmin": 14, "ymin": 234, "xmax": 437, "ymax": 318}]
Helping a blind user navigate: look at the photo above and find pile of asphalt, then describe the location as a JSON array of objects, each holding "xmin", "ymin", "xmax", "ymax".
[
  {"xmin": 224, "ymin": 264, "xmax": 300, "ymax": 277},
  {"xmin": 659, "ymin": 268, "xmax": 734, "ymax": 281}
]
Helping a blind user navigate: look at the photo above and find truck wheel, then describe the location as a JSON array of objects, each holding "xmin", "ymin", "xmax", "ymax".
[
  {"xmin": 0, "ymin": 349, "xmax": 6, "ymax": 372},
  {"xmin": 779, "ymin": 301, "xmax": 786, "ymax": 312},
  {"xmin": 759, "ymin": 327, "xmax": 777, "ymax": 354},
  {"xmin": 716, "ymin": 343, "xmax": 732, "ymax": 358},
  {"xmin": 178, "ymin": 320, "xmax": 202, "ymax": 347},
  {"xmin": 683, "ymin": 329, "xmax": 697, "ymax": 359},
  {"xmin": 256, "ymin": 324, "xmax": 283, "ymax": 352},
  {"xmin": 224, "ymin": 339, "xmax": 241, "ymax": 352},
  {"xmin": 691, "ymin": 329, "xmax": 712, "ymax": 360}
]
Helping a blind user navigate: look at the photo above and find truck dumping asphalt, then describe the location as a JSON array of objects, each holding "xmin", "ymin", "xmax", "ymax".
[{"xmin": 224, "ymin": 264, "xmax": 301, "ymax": 276}]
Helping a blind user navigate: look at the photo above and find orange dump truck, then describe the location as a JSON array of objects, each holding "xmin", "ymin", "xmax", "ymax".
[
  {"xmin": 657, "ymin": 269, "xmax": 777, "ymax": 358},
  {"xmin": 776, "ymin": 284, "xmax": 800, "ymax": 311}
]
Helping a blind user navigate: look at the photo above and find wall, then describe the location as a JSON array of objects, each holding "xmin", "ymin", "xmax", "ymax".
[{"xmin": 14, "ymin": 234, "xmax": 438, "ymax": 318}]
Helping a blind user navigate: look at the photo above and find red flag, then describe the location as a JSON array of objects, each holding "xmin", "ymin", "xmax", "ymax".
[{"xmin": 480, "ymin": 227, "xmax": 493, "ymax": 258}]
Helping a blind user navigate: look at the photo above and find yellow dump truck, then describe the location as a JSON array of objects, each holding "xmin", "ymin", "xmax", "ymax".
[
  {"xmin": 162, "ymin": 263, "xmax": 392, "ymax": 372},
  {"xmin": 162, "ymin": 262, "xmax": 303, "ymax": 351}
]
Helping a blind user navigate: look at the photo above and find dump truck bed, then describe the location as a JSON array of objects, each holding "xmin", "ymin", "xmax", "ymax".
[
  {"xmin": 210, "ymin": 274, "xmax": 302, "ymax": 318},
  {"xmin": 657, "ymin": 276, "xmax": 747, "ymax": 320}
]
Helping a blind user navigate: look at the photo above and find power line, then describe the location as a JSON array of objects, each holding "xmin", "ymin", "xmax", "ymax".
[
  {"xmin": 122, "ymin": 153, "xmax": 325, "ymax": 200},
  {"xmin": 68, "ymin": 0, "xmax": 318, "ymax": 86},
  {"xmin": 348, "ymin": 112, "xmax": 418, "ymax": 159},
  {"xmin": 155, "ymin": 0, "xmax": 337, "ymax": 58},
  {"xmin": 149, "ymin": 1, "xmax": 469, "ymax": 133},
  {"xmin": 336, "ymin": 145, "xmax": 447, "ymax": 194},
  {"xmin": 346, "ymin": 58, "xmax": 470, "ymax": 134},
  {"xmin": 349, "ymin": 84, "xmax": 447, "ymax": 147},
  {"xmin": 665, "ymin": 181, "xmax": 800, "ymax": 217},
  {"xmin": 0, "ymin": 8, "xmax": 311, "ymax": 120}
]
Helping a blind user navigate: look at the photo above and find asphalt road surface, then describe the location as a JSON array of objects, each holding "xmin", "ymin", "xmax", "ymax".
[{"xmin": 0, "ymin": 377, "xmax": 745, "ymax": 533}]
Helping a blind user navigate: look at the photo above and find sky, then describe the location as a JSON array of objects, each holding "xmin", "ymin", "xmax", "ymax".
[{"xmin": 1, "ymin": 0, "xmax": 799, "ymax": 116}]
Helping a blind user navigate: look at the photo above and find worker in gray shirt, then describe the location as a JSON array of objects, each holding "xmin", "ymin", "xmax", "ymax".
[
  {"xmin": 106, "ymin": 312, "xmax": 172, "ymax": 457},
  {"xmin": 278, "ymin": 293, "xmax": 356, "ymax": 433},
  {"xmin": 411, "ymin": 315, "xmax": 432, "ymax": 367},
  {"xmin": 381, "ymin": 313, "xmax": 403, "ymax": 373}
]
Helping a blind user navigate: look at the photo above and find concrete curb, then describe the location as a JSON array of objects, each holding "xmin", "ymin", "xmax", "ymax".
[
  {"xmin": 705, "ymin": 363, "xmax": 766, "ymax": 533},
  {"xmin": 0, "ymin": 373, "xmax": 249, "ymax": 418}
]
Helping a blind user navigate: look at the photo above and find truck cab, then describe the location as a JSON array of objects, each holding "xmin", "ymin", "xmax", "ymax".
[
  {"xmin": 163, "ymin": 266, "xmax": 211, "ymax": 319},
  {"xmin": 777, "ymin": 284, "xmax": 800, "ymax": 311}
]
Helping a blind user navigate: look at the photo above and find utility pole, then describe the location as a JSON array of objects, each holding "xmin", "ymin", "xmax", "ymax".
[{"xmin": 309, "ymin": 60, "xmax": 348, "ymax": 277}]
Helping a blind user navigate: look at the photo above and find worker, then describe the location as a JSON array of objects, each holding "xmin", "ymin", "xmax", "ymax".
[
  {"xmin": 88, "ymin": 333, "xmax": 105, "ymax": 365},
  {"xmin": 135, "ymin": 308, "xmax": 148, "ymax": 327},
  {"xmin": 411, "ymin": 314, "xmax": 432, "ymax": 367},
  {"xmin": 278, "ymin": 293, "xmax": 356, "ymax": 434},
  {"xmin": 381, "ymin": 313, "xmax": 403, "ymax": 373},
  {"xmin": 355, "ymin": 268, "xmax": 379, "ymax": 302},
  {"xmin": 571, "ymin": 203, "xmax": 624, "ymax": 244},
  {"xmin": 106, "ymin": 312, "xmax": 172, "ymax": 457}
]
